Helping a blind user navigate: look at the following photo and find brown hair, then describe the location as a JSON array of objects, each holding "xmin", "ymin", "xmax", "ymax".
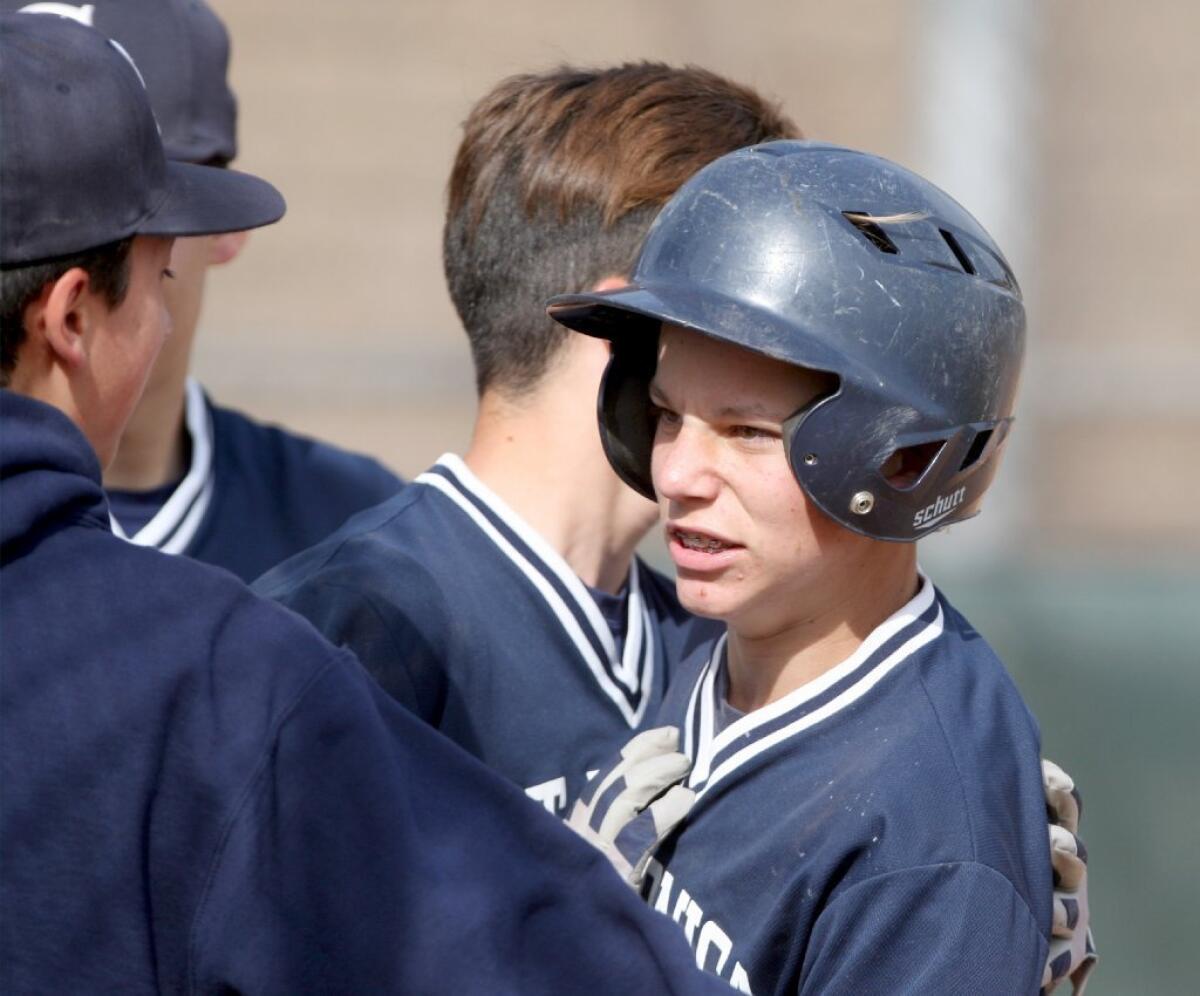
[{"xmin": 443, "ymin": 62, "xmax": 801, "ymax": 397}]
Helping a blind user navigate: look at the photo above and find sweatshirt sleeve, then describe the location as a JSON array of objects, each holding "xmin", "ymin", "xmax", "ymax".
[
  {"xmin": 798, "ymin": 861, "xmax": 1048, "ymax": 996},
  {"xmin": 262, "ymin": 557, "xmax": 460, "ymax": 726},
  {"xmin": 188, "ymin": 653, "xmax": 732, "ymax": 996}
]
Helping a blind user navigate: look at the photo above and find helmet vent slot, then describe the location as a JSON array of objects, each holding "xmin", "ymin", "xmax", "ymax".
[
  {"xmin": 939, "ymin": 228, "xmax": 977, "ymax": 275},
  {"xmin": 843, "ymin": 212, "xmax": 899, "ymax": 254},
  {"xmin": 959, "ymin": 429, "xmax": 993, "ymax": 471},
  {"xmin": 882, "ymin": 440, "xmax": 945, "ymax": 491}
]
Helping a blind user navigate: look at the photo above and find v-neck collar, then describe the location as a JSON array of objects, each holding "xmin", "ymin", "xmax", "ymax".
[
  {"xmin": 415, "ymin": 453, "xmax": 655, "ymax": 726},
  {"xmin": 109, "ymin": 377, "xmax": 214, "ymax": 555},
  {"xmin": 683, "ymin": 575, "xmax": 943, "ymax": 799}
]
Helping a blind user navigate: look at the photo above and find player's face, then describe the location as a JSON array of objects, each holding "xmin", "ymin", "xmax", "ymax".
[
  {"xmin": 138, "ymin": 232, "xmax": 246, "ymax": 399},
  {"xmin": 649, "ymin": 324, "xmax": 856, "ymax": 636},
  {"xmin": 156, "ymin": 235, "xmax": 210, "ymax": 375},
  {"xmin": 85, "ymin": 235, "xmax": 176, "ymax": 465}
]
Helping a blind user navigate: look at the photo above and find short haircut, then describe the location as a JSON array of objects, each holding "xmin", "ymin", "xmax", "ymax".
[
  {"xmin": 443, "ymin": 62, "xmax": 801, "ymax": 397},
  {"xmin": 0, "ymin": 238, "xmax": 134, "ymax": 387}
]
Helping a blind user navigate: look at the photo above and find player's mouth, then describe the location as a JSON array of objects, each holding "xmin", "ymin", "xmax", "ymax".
[{"xmin": 666, "ymin": 524, "xmax": 742, "ymax": 571}]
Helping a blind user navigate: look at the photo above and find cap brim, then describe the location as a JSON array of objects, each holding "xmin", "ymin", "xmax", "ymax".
[{"xmin": 138, "ymin": 161, "xmax": 285, "ymax": 238}]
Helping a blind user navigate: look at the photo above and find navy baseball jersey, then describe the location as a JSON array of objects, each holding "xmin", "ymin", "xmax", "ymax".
[
  {"xmin": 633, "ymin": 577, "xmax": 1052, "ymax": 994},
  {"xmin": 256, "ymin": 453, "xmax": 712, "ymax": 814},
  {"xmin": 107, "ymin": 377, "xmax": 402, "ymax": 581},
  {"xmin": 0, "ymin": 391, "xmax": 735, "ymax": 996}
]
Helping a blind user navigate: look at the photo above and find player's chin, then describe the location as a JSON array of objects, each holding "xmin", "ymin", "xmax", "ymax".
[{"xmin": 674, "ymin": 572, "xmax": 748, "ymax": 623}]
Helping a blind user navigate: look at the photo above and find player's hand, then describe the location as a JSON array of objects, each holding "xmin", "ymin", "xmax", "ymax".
[
  {"xmin": 1041, "ymin": 759, "xmax": 1097, "ymax": 994},
  {"xmin": 566, "ymin": 726, "xmax": 695, "ymax": 889}
]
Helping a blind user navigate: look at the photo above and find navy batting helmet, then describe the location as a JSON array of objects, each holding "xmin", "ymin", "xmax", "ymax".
[{"xmin": 547, "ymin": 140, "xmax": 1025, "ymax": 543}]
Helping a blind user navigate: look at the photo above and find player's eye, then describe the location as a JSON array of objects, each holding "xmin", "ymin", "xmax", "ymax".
[
  {"xmin": 729, "ymin": 424, "xmax": 779, "ymax": 446},
  {"xmin": 162, "ymin": 268, "xmax": 176, "ymax": 280},
  {"xmin": 650, "ymin": 404, "xmax": 681, "ymax": 428}
]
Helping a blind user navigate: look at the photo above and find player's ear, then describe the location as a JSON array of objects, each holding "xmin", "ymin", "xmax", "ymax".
[
  {"xmin": 590, "ymin": 274, "xmax": 628, "ymax": 294},
  {"xmin": 207, "ymin": 230, "xmax": 249, "ymax": 267},
  {"xmin": 34, "ymin": 267, "xmax": 93, "ymax": 370}
]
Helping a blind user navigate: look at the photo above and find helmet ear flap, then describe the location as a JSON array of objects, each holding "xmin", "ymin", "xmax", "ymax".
[{"xmin": 597, "ymin": 336, "xmax": 659, "ymax": 500}]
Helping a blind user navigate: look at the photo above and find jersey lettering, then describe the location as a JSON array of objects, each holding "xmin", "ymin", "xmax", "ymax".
[
  {"xmin": 645, "ymin": 857, "xmax": 753, "ymax": 994},
  {"xmin": 524, "ymin": 776, "xmax": 568, "ymax": 815},
  {"xmin": 696, "ymin": 920, "xmax": 733, "ymax": 975}
]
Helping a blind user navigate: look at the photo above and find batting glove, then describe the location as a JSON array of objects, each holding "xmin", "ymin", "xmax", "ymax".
[
  {"xmin": 566, "ymin": 726, "xmax": 695, "ymax": 889},
  {"xmin": 1041, "ymin": 759, "xmax": 1097, "ymax": 994}
]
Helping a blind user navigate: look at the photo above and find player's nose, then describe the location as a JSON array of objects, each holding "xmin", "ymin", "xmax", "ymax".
[{"xmin": 652, "ymin": 420, "xmax": 721, "ymax": 504}]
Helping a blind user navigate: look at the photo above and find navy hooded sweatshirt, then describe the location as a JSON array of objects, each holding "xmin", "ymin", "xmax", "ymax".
[{"xmin": 0, "ymin": 391, "xmax": 731, "ymax": 996}]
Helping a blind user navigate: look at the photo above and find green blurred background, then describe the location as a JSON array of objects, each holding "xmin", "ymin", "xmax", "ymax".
[
  {"xmin": 203, "ymin": 1, "xmax": 1199, "ymax": 991},
  {"xmin": 943, "ymin": 563, "xmax": 1198, "ymax": 996}
]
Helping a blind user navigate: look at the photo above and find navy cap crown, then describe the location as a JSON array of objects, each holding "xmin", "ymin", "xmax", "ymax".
[
  {"xmin": 0, "ymin": 13, "xmax": 168, "ymax": 263},
  {"xmin": 0, "ymin": 0, "xmax": 236, "ymax": 163},
  {"xmin": 0, "ymin": 11, "xmax": 283, "ymax": 266}
]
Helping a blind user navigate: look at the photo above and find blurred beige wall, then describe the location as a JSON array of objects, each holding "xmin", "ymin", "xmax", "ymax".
[
  {"xmin": 200, "ymin": 0, "xmax": 912, "ymax": 466},
  {"xmin": 200, "ymin": 0, "xmax": 1199, "ymax": 562},
  {"xmin": 1034, "ymin": 1, "xmax": 1198, "ymax": 558}
]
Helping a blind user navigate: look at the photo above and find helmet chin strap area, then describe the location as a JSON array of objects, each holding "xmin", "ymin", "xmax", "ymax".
[{"xmin": 597, "ymin": 329, "xmax": 661, "ymax": 502}]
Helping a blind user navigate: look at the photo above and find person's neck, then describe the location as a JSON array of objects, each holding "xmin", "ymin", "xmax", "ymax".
[
  {"xmin": 102, "ymin": 371, "xmax": 189, "ymax": 491},
  {"xmin": 725, "ymin": 547, "xmax": 920, "ymax": 712},
  {"xmin": 463, "ymin": 388, "xmax": 654, "ymax": 594}
]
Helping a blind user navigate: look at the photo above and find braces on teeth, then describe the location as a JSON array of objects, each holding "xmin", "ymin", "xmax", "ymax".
[{"xmin": 678, "ymin": 531, "xmax": 726, "ymax": 552}]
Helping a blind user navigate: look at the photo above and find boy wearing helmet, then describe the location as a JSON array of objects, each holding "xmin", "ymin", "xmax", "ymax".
[{"xmin": 550, "ymin": 141, "xmax": 1092, "ymax": 994}]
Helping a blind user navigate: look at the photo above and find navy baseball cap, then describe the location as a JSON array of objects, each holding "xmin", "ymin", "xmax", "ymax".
[
  {"xmin": 0, "ymin": 12, "xmax": 284, "ymax": 266},
  {"xmin": 0, "ymin": 0, "xmax": 237, "ymax": 163}
]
